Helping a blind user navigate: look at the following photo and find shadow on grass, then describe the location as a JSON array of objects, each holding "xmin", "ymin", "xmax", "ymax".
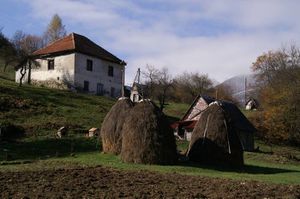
[
  {"xmin": 0, "ymin": 137, "xmax": 101, "ymax": 161},
  {"xmin": 1, "ymin": 136, "xmax": 299, "ymax": 176},
  {"xmin": 177, "ymin": 160, "xmax": 299, "ymax": 174}
]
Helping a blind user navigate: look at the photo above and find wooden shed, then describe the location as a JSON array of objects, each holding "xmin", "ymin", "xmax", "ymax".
[
  {"xmin": 173, "ymin": 95, "xmax": 215, "ymax": 140},
  {"xmin": 172, "ymin": 95, "xmax": 256, "ymax": 151},
  {"xmin": 89, "ymin": 127, "xmax": 100, "ymax": 137},
  {"xmin": 245, "ymin": 98, "xmax": 259, "ymax": 110}
]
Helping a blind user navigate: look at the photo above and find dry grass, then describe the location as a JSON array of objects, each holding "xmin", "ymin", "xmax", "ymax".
[
  {"xmin": 187, "ymin": 104, "xmax": 244, "ymax": 167},
  {"xmin": 121, "ymin": 100, "xmax": 177, "ymax": 165},
  {"xmin": 100, "ymin": 98, "xmax": 133, "ymax": 154}
]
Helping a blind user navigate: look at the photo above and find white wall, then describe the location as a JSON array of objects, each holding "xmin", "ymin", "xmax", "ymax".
[
  {"xmin": 15, "ymin": 53, "xmax": 75, "ymax": 85},
  {"xmin": 15, "ymin": 67, "xmax": 29, "ymax": 83},
  {"xmin": 15, "ymin": 52, "xmax": 125, "ymax": 98},
  {"xmin": 74, "ymin": 52, "xmax": 124, "ymax": 97}
]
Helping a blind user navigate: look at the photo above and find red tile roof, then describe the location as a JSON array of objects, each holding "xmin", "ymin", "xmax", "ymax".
[{"xmin": 32, "ymin": 33, "xmax": 126, "ymax": 65}]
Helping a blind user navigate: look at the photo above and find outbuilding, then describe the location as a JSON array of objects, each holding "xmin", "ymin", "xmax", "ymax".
[
  {"xmin": 172, "ymin": 95, "xmax": 256, "ymax": 151},
  {"xmin": 245, "ymin": 98, "xmax": 259, "ymax": 110},
  {"xmin": 88, "ymin": 127, "xmax": 100, "ymax": 137}
]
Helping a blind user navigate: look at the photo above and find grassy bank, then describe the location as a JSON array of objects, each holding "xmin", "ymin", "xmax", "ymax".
[
  {"xmin": 0, "ymin": 64, "xmax": 15, "ymax": 81},
  {"xmin": 0, "ymin": 78, "xmax": 114, "ymax": 137}
]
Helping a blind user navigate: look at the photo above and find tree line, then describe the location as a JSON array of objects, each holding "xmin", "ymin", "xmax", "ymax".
[
  {"xmin": 0, "ymin": 14, "xmax": 66, "ymax": 85},
  {"xmin": 140, "ymin": 65, "xmax": 236, "ymax": 111}
]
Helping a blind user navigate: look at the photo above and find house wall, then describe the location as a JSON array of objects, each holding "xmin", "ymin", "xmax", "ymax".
[
  {"xmin": 74, "ymin": 52, "xmax": 124, "ymax": 97},
  {"xmin": 186, "ymin": 98, "xmax": 208, "ymax": 120},
  {"xmin": 15, "ymin": 52, "xmax": 125, "ymax": 98},
  {"xmin": 184, "ymin": 131, "xmax": 193, "ymax": 141},
  {"xmin": 15, "ymin": 53, "xmax": 75, "ymax": 84}
]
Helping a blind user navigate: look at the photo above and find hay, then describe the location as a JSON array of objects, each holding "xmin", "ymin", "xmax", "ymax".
[
  {"xmin": 121, "ymin": 100, "xmax": 177, "ymax": 165},
  {"xmin": 186, "ymin": 103, "xmax": 244, "ymax": 167},
  {"xmin": 100, "ymin": 98, "xmax": 133, "ymax": 154}
]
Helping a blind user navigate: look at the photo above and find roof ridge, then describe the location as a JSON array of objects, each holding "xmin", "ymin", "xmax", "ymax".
[{"xmin": 74, "ymin": 34, "xmax": 123, "ymax": 63}]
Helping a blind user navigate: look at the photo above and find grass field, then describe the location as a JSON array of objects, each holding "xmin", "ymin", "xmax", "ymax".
[
  {"xmin": 0, "ymin": 138, "xmax": 299, "ymax": 185},
  {"xmin": 0, "ymin": 75, "xmax": 300, "ymax": 186},
  {"xmin": 163, "ymin": 102, "xmax": 190, "ymax": 119}
]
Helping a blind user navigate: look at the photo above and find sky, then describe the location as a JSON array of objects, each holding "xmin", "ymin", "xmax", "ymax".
[{"xmin": 1, "ymin": 0, "xmax": 300, "ymax": 84}]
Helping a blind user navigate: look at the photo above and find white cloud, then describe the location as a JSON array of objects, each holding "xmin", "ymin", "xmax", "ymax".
[{"xmin": 23, "ymin": 0, "xmax": 300, "ymax": 84}]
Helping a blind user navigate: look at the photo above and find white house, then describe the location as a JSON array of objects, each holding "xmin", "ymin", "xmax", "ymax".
[{"xmin": 16, "ymin": 33, "xmax": 126, "ymax": 97}]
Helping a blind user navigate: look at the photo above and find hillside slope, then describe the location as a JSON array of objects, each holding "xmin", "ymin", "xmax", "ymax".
[{"xmin": 0, "ymin": 78, "xmax": 115, "ymax": 137}]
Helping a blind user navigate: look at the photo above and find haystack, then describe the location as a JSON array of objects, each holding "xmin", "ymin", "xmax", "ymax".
[
  {"xmin": 186, "ymin": 103, "xmax": 244, "ymax": 166},
  {"xmin": 121, "ymin": 100, "xmax": 177, "ymax": 165},
  {"xmin": 100, "ymin": 97, "xmax": 133, "ymax": 154}
]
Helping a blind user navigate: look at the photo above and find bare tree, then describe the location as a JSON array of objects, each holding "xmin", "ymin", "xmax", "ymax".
[
  {"xmin": 142, "ymin": 66, "xmax": 172, "ymax": 111},
  {"xmin": 14, "ymin": 55, "xmax": 40, "ymax": 87},
  {"xmin": 156, "ymin": 67, "xmax": 173, "ymax": 111},
  {"xmin": 11, "ymin": 31, "xmax": 41, "ymax": 85},
  {"xmin": 172, "ymin": 72, "xmax": 213, "ymax": 103},
  {"xmin": 142, "ymin": 65, "xmax": 160, "ymax": 97},
  {"xmin": 43, "ymin": 14, "xmax": 67, "ymax": 45}
]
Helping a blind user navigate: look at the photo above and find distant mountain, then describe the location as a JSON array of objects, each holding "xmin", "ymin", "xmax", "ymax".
[
  {"xmin": 218, "ymin": 74, "xmax": 257, "ymax": 105},
  {"xmin": 211, "ymin": 78, "xmax": 220, "ymax": 87}
]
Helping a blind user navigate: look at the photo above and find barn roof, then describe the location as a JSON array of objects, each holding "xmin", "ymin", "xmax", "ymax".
[{"xmin": 32, "ymin": 33, "xmax": 126, "ymax": 65}]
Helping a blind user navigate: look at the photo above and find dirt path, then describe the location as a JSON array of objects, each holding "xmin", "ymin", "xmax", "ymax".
[{"xmin": 0, "ymin": 166, "xmax": 299, "ymax": 198}]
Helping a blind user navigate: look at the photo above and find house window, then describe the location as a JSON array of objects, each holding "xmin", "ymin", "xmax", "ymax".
[
  {"xmin": 48, "ymin": 59, "xmax": 54, "ymax": 70},
  {"xmin": 83, "ymin": 81, "xmax": 89, "ymax": 91},
  {"xmin": 86, "ymin": 59, "xmax": 93, "ymax": 71},
  {"xmin": 108, "ymin": 66, "xmax": 114, "ymax": 77},
  {"xmin": 110, "ymin": 87, "xmax": 115, "ymax": 97}
]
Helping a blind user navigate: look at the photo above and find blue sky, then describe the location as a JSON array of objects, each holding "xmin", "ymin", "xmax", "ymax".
[{"xmin": 1, "ymin": 0, "xmax": 300, "ymax": 84}]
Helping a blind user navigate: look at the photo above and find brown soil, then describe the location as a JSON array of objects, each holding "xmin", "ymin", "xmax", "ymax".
[{"xmin": 0, "ymin": 166, "xmax": 299, "ymax": 199}]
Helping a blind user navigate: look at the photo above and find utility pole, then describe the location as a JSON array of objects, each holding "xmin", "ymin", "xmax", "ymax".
[
  {"xmin": 137, "ymin": 68, "xmax": 140, "ymax": 84},
  {"xmin": 121, "ymin": 67, "xmax": 125, "ymax": 97},
  {"xmin": 244, "ymin": 76, "xmax": 247, "ymax": 105}
]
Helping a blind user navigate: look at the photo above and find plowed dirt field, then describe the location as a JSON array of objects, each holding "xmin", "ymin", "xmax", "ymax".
[{"xmin": 1, "ymin": 166, "xmax": 299, "ymax": 198}]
